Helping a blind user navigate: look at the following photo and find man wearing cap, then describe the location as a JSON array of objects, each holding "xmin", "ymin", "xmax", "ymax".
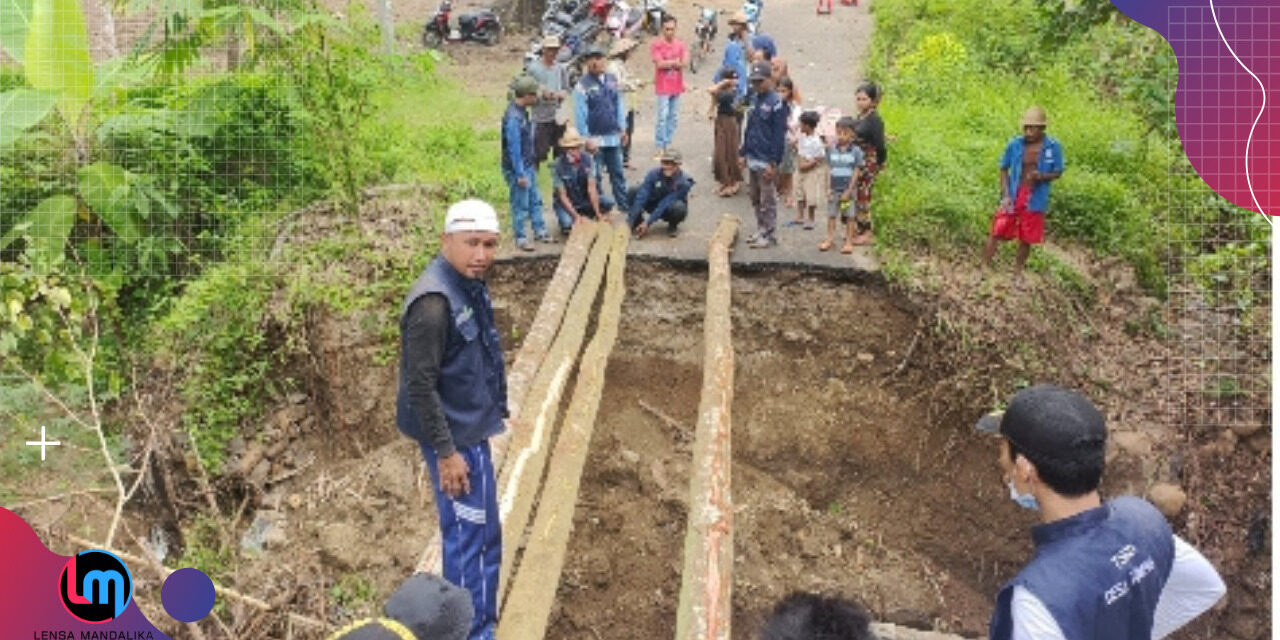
[
  {"xmin": 628, "ymin": 148, "xmax": 694, "ymax": 238},
  {"xmin": 502, "ymin": 76, "xmax": 553, "ymax": 251},
  {"xmin": 749, "ymin": 32, "xmax": 777, "ymax": 61},
  {"xmin": 977, "ymin": 385, "xmax": 1226, "ymax": 640},
  {"xmin": 716, "ymin": 14, "xmax": 751, "ymax": 102},
  {"xmin": 650, "ymin": 15, "xmax": 688, "ymax": 159},
  {"xmin": 574, "ymin": 46, "xmax": 631, "ymax": 211},
  {"xmin": 328, "ymin": 573, "xmax": 473, "ymax": 640},
  {"xmin": 552, "ymin": 127, "xmax": 613, "ymax": 231},
  {"xmin": 526, "ymin": 36, "xmax": 570, "ymax": 172},
  {"xmin": 396, "ymin": 200, "xmax": 508, "ymax": 640},
  {"xmin": 982, "ymin": 106, "xmax": 1064, "ymax": 279},
  {"xmin": 739, "ymin": 60, "xmax": 789, "ymax": 248}
]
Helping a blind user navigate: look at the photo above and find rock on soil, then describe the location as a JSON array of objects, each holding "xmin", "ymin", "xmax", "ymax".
[{"xmin": 1148, "ymin": 483, "xmax": 1188, "ymax": 518}]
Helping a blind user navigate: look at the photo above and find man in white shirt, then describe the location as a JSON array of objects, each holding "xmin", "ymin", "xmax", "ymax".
[{"xmin": 976, "ymin": 385, "xmax": 1226, "ymax": 640}]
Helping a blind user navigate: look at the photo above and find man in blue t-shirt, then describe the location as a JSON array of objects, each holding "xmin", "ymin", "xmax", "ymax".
[
  {"xmin": 982, "ymin": 106, "xmax": 1064, "ymax": 279},
  {"xmin": 976, "ymin": 385, "xmax": 1225, "ymax": 640}
]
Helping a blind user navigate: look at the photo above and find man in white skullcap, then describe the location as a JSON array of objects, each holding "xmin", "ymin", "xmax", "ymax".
[{"xmin": 395, "ymin": 200, "xmax": 507, "ymax": 640}]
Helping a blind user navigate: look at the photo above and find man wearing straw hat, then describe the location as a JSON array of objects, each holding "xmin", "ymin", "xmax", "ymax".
[
  {"xmin": 982, "ymin": 105, "xmax": 1065, "ymax": 280},
  {"xmin": 552, "ymin": 127, "xmax": 614, "ymax": 231},
  {"xmin": 526, "ymin": 35, "xmax": 571, "ymax": 172},
  {"xmin": 715, "ymin": 12, "xmax": 751, "ymax": 103}
]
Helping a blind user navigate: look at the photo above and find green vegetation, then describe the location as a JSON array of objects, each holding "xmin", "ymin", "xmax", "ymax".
[
  {"xmin": 866, "ymin": 0, "xmax": 1268, "ymax": 299},
  {"xmin": 1, "ymin": 0, "xmax": 502, "ymax": 474}
]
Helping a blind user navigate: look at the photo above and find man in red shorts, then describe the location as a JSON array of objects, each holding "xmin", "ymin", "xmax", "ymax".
[{"xmin": 982, "ymin": 105, "xmax": 1065, "ymax": 279}]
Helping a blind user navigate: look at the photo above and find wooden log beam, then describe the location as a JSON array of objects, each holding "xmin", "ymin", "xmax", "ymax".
[
  {"xmin": 495, "ymin": 222, "xmax": 613, "ymax": 601},
  {"xmin": 418, "ymin": 222, "xmax": 599, "ymax": 574},
  {"xmin": 496, "ymin": 223, "xmax": 630, "ymax": 640},
  {"xmin": 675, "ymin": 215, "xmax": 739, "ymax": 640}
]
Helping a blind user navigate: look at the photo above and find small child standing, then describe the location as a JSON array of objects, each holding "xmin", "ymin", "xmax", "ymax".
[
  {"xmin": 820, "ymin": 116, "xmax": 865, "ymax": 254},
  {"xmin": 708, "ymin": 67, "xmax": 744, "ymax": 197},
  {"xmin": 793, "ymin": 110, "xmax": 827, "ymax": 230},
  {"xmin": 850, "ymin": 82, "xmax": 887, "ymax": 245}
]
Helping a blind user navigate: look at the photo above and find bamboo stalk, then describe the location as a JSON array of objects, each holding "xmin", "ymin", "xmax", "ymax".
[
  {"xmin": 494, "ymin": 223, "xmax": 613, "ymax": 603},
  {"xmin": 497, "ymin": 223, "xmax": 629, "ymax": 640},
  {"xmin": 674, "ymin": 215, "xmax": 739, "ymax": 640}
]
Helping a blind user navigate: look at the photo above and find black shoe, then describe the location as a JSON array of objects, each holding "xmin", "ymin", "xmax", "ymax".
[{"xmin": 667, "ymin": 225, "xmax": 680, "ymax": 238}]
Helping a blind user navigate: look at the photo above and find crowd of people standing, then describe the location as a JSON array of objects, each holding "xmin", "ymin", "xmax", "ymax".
[{"xmin": 498, "ymin": 7, "xmax": 889, "ymax": 252}]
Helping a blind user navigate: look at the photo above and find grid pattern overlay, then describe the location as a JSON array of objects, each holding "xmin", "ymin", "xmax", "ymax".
[
  {"xmin": 1166, "ymin": 5, "xmax": 1272, "ymax": 436},
  {"xmin": 1168, "ymin": 4, "xmax": 1280, "ymax": 215}
]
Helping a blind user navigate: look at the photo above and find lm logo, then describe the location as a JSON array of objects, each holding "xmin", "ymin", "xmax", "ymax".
[{"xmin": 59, "ymin": 550, "xmax": 134, "ymax": 622}]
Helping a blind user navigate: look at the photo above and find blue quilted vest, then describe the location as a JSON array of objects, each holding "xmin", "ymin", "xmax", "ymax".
[
  {"xmin": 579, "ymin": 72, "xmax": 621, "ymax": 136},
  {"xmin": 501, "ymin": 102, "xmax": 535, "ymax": 173},
  {"xmin": 395, "ymin": 256, "xmax": 507, "ymax": 450},
  {"xmin": 989, "ymin": 496, "xmax": 1175, "ymax": 640}
]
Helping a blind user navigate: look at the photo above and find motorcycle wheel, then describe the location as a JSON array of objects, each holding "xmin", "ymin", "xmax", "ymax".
[
  {"xmin": 423, "ymin": 27, "xmax": 444, "ymax": 48},
  {"xmin": 480, "ymin": 26, "xmax": 501, "ymax": 45},
  {"xmin": 690, "ymin": 43, "xmax": 700, "ymax": 73}
]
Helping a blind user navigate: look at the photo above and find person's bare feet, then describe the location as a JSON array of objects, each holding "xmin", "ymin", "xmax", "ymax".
[
  {"xmin": 851, "ymin": 232, "xmax": 873, "ymax": 246},
  {"xmin": 819, "ymin": 239, "xmax": 834, "ymax": 251}
]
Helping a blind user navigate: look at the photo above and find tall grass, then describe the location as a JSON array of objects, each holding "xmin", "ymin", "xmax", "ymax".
[{"xmin": 863, "ymin": 0, "xmax": 1255, "ymax": 295}]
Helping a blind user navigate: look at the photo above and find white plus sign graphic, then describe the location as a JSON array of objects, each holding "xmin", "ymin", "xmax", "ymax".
[{"xmin": 25, "ymin": 426, "xmax": 61, "ymax": 461}]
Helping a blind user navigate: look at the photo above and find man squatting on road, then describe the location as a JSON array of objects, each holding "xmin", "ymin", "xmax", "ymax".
[
  {"xmin": 396, "ymin": 200, "xmax": 508, "ymax": 640},
  {"xmin": 978, "ymin": 385, "xmax": 1226, "ymax": 640}
]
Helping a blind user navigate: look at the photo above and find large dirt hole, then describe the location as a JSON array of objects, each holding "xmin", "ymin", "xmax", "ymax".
[{"xmin": 484, "ymin": 260, "xmax": 1033, "ymax": 639}]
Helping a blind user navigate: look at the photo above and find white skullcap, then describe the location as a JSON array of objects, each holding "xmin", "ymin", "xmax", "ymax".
[{"xmin": 444, "ymin": 200, "xmax": 500, "ymax": 234}]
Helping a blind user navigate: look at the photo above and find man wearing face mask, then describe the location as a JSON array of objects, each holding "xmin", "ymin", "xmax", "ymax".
[{"xmin": 976, "ymin": 385, "xmax": 1225, "ymax": 640}]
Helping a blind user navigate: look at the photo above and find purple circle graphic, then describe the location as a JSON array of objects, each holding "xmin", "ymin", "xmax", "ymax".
[{"xmin": 161, "ymin": 568, "xmax": 216, "ymax": 622}]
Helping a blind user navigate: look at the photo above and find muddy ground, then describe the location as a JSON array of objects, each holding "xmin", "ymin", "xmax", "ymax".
[
  {"xmin": 9, "ymin": 193, "xmax": 1267, "ymax": 640},
  {"xmin": 541, "ymin": 262, "xmax": 1029, "ymax": 639}
]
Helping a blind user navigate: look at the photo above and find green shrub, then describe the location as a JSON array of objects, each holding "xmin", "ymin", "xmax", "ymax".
[{"xmin": 867, "ymin": 0, "xmax": 1195, "ymax": 295}]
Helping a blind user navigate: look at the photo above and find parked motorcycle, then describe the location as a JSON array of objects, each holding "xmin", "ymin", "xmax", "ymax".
[
  {"xmin": 604, "ymin": 0, "xmax": 644, "ymax": 40},
  {"xmin": 689, "ymin": 4, "xmax": 720, "ymax": 73},
  {"xmin": 422, "ymin": 0, "xmax": 502, "ymax": 48},
  {"xmin": 642, "ymin": 0, "xmax": 670, "ymax": 36},
  {"xmin": 742, "ymin": 0, "xmax": 762, "ymax": 33},
  {"xmin": 524, "ymin": 18, "xmax": 601, "ymax": 77}
]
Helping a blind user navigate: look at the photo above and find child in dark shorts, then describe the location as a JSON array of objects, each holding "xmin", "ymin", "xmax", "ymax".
[{"xmin": 819, "ymin": 117, "xmax": 865, "ymax": 254}]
